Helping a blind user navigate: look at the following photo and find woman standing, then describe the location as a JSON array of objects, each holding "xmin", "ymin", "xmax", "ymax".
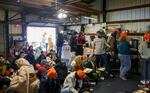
[
  {"xmin": 76, "ymin": 32, "xmax": 85, "ymax": 55},
  {"xmin": 93, "ymin": 31, "xmax": 112, "ymax": 76},
  {"xmin": 118, "ymin": 31, "xmax": 131, "ymax": 80},
  {"xmin": 138, "ymin": 33, "xmax": 150, "ymax": 84}
]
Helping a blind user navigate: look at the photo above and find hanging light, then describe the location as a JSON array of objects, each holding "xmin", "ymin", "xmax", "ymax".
[{"xmin": 58, "ymin": 12, "xmax": 67, "ymax": 19}]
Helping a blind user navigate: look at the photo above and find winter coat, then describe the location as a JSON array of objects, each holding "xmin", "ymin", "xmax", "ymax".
[
  {"xmin": 9, "ymin": 58, "xmax": 40, "ymax": 93},
  {"xmin": 62, "ymin": 72, "xmax": 83, "ymax": 93}
]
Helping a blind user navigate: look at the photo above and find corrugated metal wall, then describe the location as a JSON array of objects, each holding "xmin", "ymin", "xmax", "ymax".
[
  {"xmin": 106, "ymin": 0, "xmax": 150, "ymax": 10},
  {"xmin": 107, "ymin": 7, "xmax": 150, "ymax": 21},
  {"xmin": 0, "ymin": 9, "xmax": 6, "ymax": 55},
  {"xmin": 106, "ymin": 0, "xmax": 150, "ymax": 32},
  {"xmin": 0, "ymin": 23, "xmax": 6, "ymax": 56}
]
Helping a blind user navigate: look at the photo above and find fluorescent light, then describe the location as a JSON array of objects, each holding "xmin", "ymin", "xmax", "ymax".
[{"xmin": 84, "ymin": 16, "xmax": 97, "ymax": 20}]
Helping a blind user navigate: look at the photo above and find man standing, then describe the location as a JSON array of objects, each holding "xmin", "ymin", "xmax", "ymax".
[{"xmin": 56, "ymin": 32, "xmax": 64, "ymax": 59}]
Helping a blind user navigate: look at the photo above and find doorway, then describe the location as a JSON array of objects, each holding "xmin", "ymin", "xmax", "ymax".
[{"xmin": 27, "ymin": 26, "xmax": 56, "ymax": 52}]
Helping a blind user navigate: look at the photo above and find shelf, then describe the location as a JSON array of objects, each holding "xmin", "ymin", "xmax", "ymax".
[
  {"xmin": 9, "ymin": 33, "xmax": 22, "ymax": 36},
  {"xmin": 128, "ymin": 33, "xmax": 145, "ymax": 36}
]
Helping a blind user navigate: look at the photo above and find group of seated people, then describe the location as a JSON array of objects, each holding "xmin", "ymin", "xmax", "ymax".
[{"xmin": 0, "ymin": 45, "xmax": 106, "ymax": 93}]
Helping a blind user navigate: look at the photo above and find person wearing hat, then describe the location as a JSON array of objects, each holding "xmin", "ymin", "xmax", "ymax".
[
  {"xmin": 61, "ymin": 69, "xmax": 86, "ymax": 93},
  {"xmin": 39, "ymin": 67, "xmax": 61, "ymax": 93},
  {"xmin": 83, "ymin": 54, "xmax": 98, "ymax": 82},
  {"xmin": 36, "ymin": 59, "xmax": 51, "ymax": 81},
  {"xmin": 118, "ymin": 31, "xmax": 131, "ymax": 80},
  {"xmin": 138, "ymin": 33, "xmax": 150, "ymax": 84},
  {"xmin": 93, "ymin": 31, "xmax": 113, "ymax": 77}
]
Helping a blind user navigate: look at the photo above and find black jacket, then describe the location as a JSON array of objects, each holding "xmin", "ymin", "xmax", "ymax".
[{"xmin": 39, "ymin": 77, "xmax": 61, "ymax": 93}]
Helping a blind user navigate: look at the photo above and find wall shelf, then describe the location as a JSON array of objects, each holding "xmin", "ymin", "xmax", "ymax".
[
  {"xmin": 128, "ymin": 33, "xmax": 145, "ymax": 36},
  {"xmin": 9, "ymin": 33, "xmax": 22, "ymax": 36}
]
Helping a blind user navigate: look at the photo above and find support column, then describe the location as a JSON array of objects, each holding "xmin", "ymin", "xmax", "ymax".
[
  {"xmin": 102, "ymin": 0, "xmax": 106, "ymax": 22},
  {"xmin": 21, "ymin": 11, "xmax": 27, "ymax": 41},
  {"xmin": 5, "ymin": 10, "xmax": 9, "ymax": 56}
]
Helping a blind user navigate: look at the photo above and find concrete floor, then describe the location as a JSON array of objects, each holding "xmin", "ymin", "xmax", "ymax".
[{"xmin": 94, "ymin": 74, "xmax": 140, "ymax": 93}]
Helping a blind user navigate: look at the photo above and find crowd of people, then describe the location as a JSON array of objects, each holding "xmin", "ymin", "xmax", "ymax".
[{"xmin": 0, "ymin": 29, "xmax": 150, "ymax": 93}]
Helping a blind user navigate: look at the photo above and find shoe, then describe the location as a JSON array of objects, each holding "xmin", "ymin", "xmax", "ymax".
[
  {"xmin": 109, "ymin": 74, "xmax": 114, "ymax": 78},
  {"xmin": 120, "ymin": 76, "xmax": 127, "ymax": 80}
]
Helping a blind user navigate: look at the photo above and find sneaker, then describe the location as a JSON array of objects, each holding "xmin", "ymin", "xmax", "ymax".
[{"xmin": 120, "ymin": 76, "xmax": 127, "ymax": 80}]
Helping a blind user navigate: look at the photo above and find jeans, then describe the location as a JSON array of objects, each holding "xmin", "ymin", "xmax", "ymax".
[
  {"xmin": 140, "ymin": 58, "xmax": 150, "ymax": 81},
  {"xmin": 57, "ymin": 47, "xmax": 62, "ymax": 59},
  {"xmin": 118, "ymin": 54, "xmax": 131, "ymax": 77},
  {"xmin": 95, "ymin": 53, "xmax": 111, "ymax": 74}
]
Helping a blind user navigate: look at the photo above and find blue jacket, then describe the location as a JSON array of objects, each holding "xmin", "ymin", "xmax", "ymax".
[{"xmin": 118, "ymin": 41, "xmax": 130, "ymax": 55}]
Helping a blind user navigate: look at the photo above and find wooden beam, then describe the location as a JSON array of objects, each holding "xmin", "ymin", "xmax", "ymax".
[
  {"xmin": 102, "ymin": 0, "xmax": 106, "ymax": 22},
  {"xmin": 106, "ymin": 19, "xmax": 150, "ymax": 24},
  {"xmin": 69, "ymin": 3, "xmax": 103, "ymax": 15},
  {"xmin": 60, "ymin": 5, "xmax": 102, "ymax": 17},
  {"xmin": 107, "ymin": 4, "xmax": 150, "ymax": 12}
]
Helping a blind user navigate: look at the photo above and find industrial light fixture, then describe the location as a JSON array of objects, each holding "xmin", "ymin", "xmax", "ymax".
[
  {"xmin": 57, "ymin": 9, "xmax": 68, "ymax": 19},
  {"xmin": 58, "ymin": 13, "xmax": 67, "ymax": 19}
]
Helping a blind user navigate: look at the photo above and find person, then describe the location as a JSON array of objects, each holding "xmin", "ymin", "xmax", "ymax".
[
  {"xmin": 0, "ymin": 55, "xmax": 10, "ymax": 76},
  {"xmin": 48, "ymin": 37, "xmax": 54, "ymax": 51},
  {"xmin": 36, "ymin": 60, "xmax": 50, "ymax": 81},
  {"xmin": 69, "ymin": 31, "xmax": 77, "ymax": 54},
  {"xmin": 39, "ymin": 67, "xmax": 61, "ymax": 93},
  {"xmin": 61, "ymin": 69, "xmax": 86, "ymax": 93},
  {"xmin": 56, "ymin": 32, "xmax": 64, "ymax": 59},
  {"xmin": 76, "ymin": 32, "xmax": 85, "ymax": 55},
  {"xmin": 83, "ymin": 54, "xmax": 98, "ymax": 82},
  {"xmin": 26, "ymin": 46, "xmax": 35, "ymax": 65},
  {"xmin": 54, "ymin": 60, "xmax": 68, "ymax": 85},
  {"xmin": 0, "ymin": 55, "xmax": 11, "ymax": 90},
  {"xmin": 71, "ymin": 56, "xmax": 84, "ymax": 71},
  {"xmin": 138, "ymin": 33, "xmax": 150, "ymax": 84},
  {"xmin": 36, "ymin": 51, "xmax": 46, "ymax": 64},
  {"xmin": 118, "ymin": 31, "xmax": 131, "ymax": 80},
  {"xmin": 93, "ymin": 31, "xmax": 112, "ymax": 76},
  {"xmin": 8, "ymin": 58, "xmax": 40, "ymax": 93},
  {"xmin": 107, "ymin": 28, "xmax": 121, "ymax": 59}
]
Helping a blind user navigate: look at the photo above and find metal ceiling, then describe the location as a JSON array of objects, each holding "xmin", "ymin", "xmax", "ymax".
[{"xmin": 0, "ymin": 0, "xmax": 100, "ymax": 24}]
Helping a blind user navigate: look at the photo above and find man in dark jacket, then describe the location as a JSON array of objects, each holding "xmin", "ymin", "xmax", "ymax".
[
  {"xmin": 56, "ymin": 32, "xmax": 64, "ymax": 59},
  {"xmin": 39, "ymin": 68, "xmax": 61, "ymax": 93},
  {"xmin": 69, "ymin": 31, "xmax": 77, "ymax": 54}
]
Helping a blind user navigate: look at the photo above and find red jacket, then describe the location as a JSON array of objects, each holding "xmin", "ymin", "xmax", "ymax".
[{"xmin": 77, "ymin": 35, "xmax": 85, "ymax": 45}]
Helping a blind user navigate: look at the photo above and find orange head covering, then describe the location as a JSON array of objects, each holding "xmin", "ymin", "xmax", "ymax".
[
  {"xmin": 77, "ymin": 69, "xmax": 85, "ymax": 78},
  {"xmin": 120, "ymin": 31, "xmax": 127, "ymax": 37},
  {"xmin": 47, "ymin": 67, "xmax": 57, "ymax": 79},
  {"xmin": 144, "ymin": 33, "xmax": 150, "ymax": 42},
  {"xmin": 35, "ymin": 64, "xmax": 41, "ymax": 69}
]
